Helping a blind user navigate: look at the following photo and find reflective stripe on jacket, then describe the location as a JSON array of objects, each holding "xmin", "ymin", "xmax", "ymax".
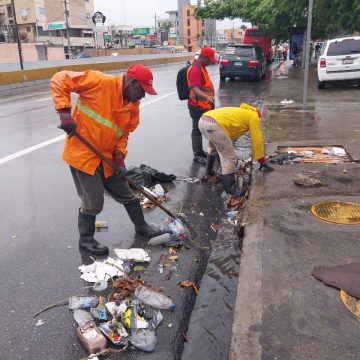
[
  {"xmin": 50, "ymin": 70, "xmax": 140, "ymax": 178},
  {"xmin": 204, "ymin": 103, "xmax": 265, "ymax": 161},
  {"xmin": 187, "ymin": 62, "xmax": 214, "ymax": 110}
]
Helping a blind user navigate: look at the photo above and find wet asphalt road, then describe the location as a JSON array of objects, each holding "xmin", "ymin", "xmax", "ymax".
[{"xmin": 0, "ymin": 62, "xmax": 272, "ymax": 360}]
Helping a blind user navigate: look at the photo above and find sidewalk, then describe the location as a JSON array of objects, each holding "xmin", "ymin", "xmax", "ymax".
[{"xmin": 230, "ymin": 62, "xmax": 360, "ymax": 359}]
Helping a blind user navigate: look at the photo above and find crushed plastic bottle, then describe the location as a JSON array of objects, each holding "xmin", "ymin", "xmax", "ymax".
[
  {"xmin": 134, "ymin": 286, "xmax": 176, "ymax": 310},
  {"xmin": 168, "ymin": 219, "xmax": 187, "ymax": 238},
  {"xmin": 69, "ymin": 296, "xmax": 99, "ymax": 310}
]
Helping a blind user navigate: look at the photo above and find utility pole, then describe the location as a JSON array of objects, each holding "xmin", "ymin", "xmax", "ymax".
[
  {"xmin": 64, "ymin": 0, "xmax": 71, "ymax": 58},
  {"xmin": 154, "ymin": 13, "xmax": 157, "ymax": 46},
  {"xmin": 11, "ymin": 0, "xmax": 24, "ymax": 70},
  {"xmin": 302, "ymin": 0, "xmax": 313, "ymax": 110}
]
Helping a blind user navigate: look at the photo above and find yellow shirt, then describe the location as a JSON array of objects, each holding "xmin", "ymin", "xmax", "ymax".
[{"xmin": 204, "ymin": 103, "xmax": 265, "ymax": 160}]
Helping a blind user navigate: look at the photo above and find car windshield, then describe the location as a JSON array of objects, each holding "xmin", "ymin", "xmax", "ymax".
[
  {"xmin": 225, "ymin": 46, "xmax": 255, "ymax": 57},
  {"xmin": 327, "ymin": 39, "xmax": 360, "ymax": 56}
]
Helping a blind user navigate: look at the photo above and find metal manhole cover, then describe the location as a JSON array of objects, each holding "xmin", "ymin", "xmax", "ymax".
[{"xmin": 310, "ymin": 201, "xmax": 360, "ymax": 225}]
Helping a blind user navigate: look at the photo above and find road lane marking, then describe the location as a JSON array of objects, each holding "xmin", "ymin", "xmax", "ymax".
[
  {"xmin": 36, "ymin": 97, "xmax": 52, "ymax": 102},
  {"xmin": 0, "ymin": 91, "xmax": 177, "ymax": 165},
  {"xmin": 0, "ymin": 135, "xmax": 65, "ymax": 165}
]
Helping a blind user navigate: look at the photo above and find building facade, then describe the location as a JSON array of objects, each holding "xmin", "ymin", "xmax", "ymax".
[{"xmin": 0, "ymin": 0, "xmax": 94, "ymax": 55}]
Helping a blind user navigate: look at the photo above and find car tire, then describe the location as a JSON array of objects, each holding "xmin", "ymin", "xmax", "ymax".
[
  {"xmin": 220, "ymin": 75, "xmax": 226, "ymax": 82},
  {"xmin": 318, "ymin": 80, "xmax": 326, "ymax": 89},
  {"xmin": 230, "ymin": 77, "xmax": 235, "ymax": 82}
]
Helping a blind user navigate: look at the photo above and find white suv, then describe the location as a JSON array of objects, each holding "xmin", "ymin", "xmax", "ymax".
[{"xmin": 317, "ymin": 36, "xmax": 360, "ymax": 89}]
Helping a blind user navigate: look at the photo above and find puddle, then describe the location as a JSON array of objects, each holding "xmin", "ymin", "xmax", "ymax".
[{"xmin": 182, "ymin": 220, "xmax": 242, "ymax": 360}]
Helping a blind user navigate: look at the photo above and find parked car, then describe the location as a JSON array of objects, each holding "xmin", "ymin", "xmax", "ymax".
[
  {"xmin": 219, "ymin": 44, "xmax": 267, "ymax": 81},
  {"xmin": 317, "ymin": 36, "xmax": 360, "ymax": 89},
  {"xmin": 76, "ymin": 51, "xmax": 92, "ymax": 58}
]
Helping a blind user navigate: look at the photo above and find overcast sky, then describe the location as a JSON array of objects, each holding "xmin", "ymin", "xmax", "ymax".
[{"xmin": 93, "ymin": 0, "xmax": 248, "ymax": 30}]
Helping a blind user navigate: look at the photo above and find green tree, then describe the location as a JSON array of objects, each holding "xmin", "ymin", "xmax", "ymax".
[{"xmin": 195, "ymin": 0, "xmax": 360, "ymax": 41}]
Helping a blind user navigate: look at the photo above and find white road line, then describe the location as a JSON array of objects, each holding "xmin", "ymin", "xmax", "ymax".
[
  {"xmin": 36, "ymin": 97, "xmax": 52, "ymax": 102},
  {"xmin": 0, "ymin": 91, "xmax": 176, "ymax": 165},
  {"xmin": 0, "ymin": 135, "xmax": 65, "ymax": 165}
]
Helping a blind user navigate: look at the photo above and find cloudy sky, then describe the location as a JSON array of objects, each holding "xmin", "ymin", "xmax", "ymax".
[{"xmin": 93, "ymin": 0, "xmax": 248, "ymax": 30}]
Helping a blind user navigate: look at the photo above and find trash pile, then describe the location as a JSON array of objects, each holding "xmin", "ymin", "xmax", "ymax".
[
  {"xmin": 71, "ymin": 245, "xmax": 178, "ymax": 357},
  {"xmin": 270, "ymin": 146, "xmax": 349, "ymax": 164},
  {"xmin": 138, "ymin": 184, "xmax": 170, "ymax": 209},
  {"xmin": 70, "ymin": 282, "xmax": 175, "ymax": 356}
]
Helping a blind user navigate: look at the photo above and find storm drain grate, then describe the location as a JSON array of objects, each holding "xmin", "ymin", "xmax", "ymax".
[{"xmin": 311, "ymin": 201, "xmax": 360, "ymax": 225}]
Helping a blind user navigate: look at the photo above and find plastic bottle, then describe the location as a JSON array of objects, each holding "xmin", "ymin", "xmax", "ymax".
[
  {"xmin": 97, "ymin": 296, "xmax": 108, "ymax": 321},
  {"xmin": 69, "ymin": 296, "xmax": 99, "ymax": 310},
  {"xmin": 73, "ymin": 310, "xmax": 107, "ymax": 354},
  {"xmin": 148, "ymin": 233, "xmax": 171, "ymax": 246},
  {"xmin": 134, "ymin": 286, "xmax": 176, "ymax": 310}
]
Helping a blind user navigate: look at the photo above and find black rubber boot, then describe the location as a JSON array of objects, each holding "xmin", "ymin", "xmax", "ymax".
[
  {"xmin": 78, "ymin": 210, "xmax": 109, "ymax": 256},
  {"xmin": 220, "ymin": 173, "xmax": 245, "ymax": 197},
  {"xmin": 206, "ymin": 155, "xmax": 216, "ymax": 176},
  {"xmin": 191, "ymin": 134, "xmax": 207, "ymax": 165},
  {"xmin": 124, "ymin": 200, "xmax": 164, "ymax": 238}
]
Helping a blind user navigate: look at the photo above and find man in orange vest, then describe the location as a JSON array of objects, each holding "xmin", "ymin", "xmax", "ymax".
[
  {"xmin": 187, "ymin": 47, "xmax": 216, "ymax": 164},
  {"xmin": 50, "ymin": 65, "xmax": 164, "ymax": 256}
]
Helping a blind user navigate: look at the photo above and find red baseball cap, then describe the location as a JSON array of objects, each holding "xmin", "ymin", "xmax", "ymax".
[
  {"xmin": 200, "ymin": 47, "xmax": 217, "ymax": 63},
  {"xmin": 126, "ymin": 65, "xmax": 157, "ymax": 95}
]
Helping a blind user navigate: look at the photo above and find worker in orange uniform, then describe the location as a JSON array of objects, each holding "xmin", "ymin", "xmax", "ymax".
[
  {"xmin": 187, "ymin": 47, "xmax": 217, "ymax": 164},
  {"xmin": 199, "ymin": 103, "xmax": 274, "ymax": 196},
  {"xmin": 50, "ymin": 65, "xmax": 164, "ymax": 256}
]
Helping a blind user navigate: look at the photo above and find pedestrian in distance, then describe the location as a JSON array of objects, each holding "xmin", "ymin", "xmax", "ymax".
[
  {"xmin": 199, "ymin": 103, "xmax": 274, "ymax": 196},
  {"xmin": 50, "ymin": 65, "xmax": 164, "ymax": 256},
  {"xmin": 315, "ymin": 43, "xmax": 321, "ymax": 60},
  {"xmin": 187, "ymin": 47, "xmax": 217, "ymax": 165}
]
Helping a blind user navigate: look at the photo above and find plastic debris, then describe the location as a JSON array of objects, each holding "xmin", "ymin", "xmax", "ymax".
[
  {"xmin": 148, "ymin": 233, "xmax": 171, "ymax": 246},
  {"xmin": 300, "ymin": 150, "xmax": 314, "ymax": 158},
  {"xmin": 168, "ymin": 219, "xmax": 187, "ymax": 238},
  {"xmin": 35, "ymin": 319, "xmax": 45, "ymax": 327},
  {"xmin": 123, "ymin": 301, "xmax": 148, "ymax": 329},
  {"xmin": 79, "ymin": 257, "xmax": 125, "ymax": 283},
  {"xmin": 69, "ymin": 296, "xmax": 99, "ymax": 310},
  {"xmin": 148, "ymin": 310, "xmax": 163, "ymax": 330},
  {"xmin": 280, "ymin": 99, "xmax": 294, "ymax": 104},
  {"xmin": 330, "ymin": 147, "xmax": 346, "ymax": 157},
  {"xmin": 342, "ymin": 169, "xmax": 348, "ymax": 174},
  {"xmin": 95, "ymin": 221, "xmax": 108, "ymax": 232},
  {"xmin": 110, "ymin": 277, "xmax": 150, "ymax": 301},
  {"xmin": 226, "ymin": 211, "xmax": 238, "ymax": 219},
  {"xmin": 133, "ymin": 265, "xmax": 146, "ymax": 272},
  {"xmin": 99, "ymin": 320, "xmax": 128, "ymax": 346},
  {"xmin": 105, "ymin": 301, "xmax": 127, "ymax": 317},
  {"xmin": 321, "ymin": 148, "xmax": 331, "ymax": 155},
  {"xmin": 154, "ymin": 184, "xmax": 165, "ymax": 197},
  {"xmin": 114, "ymin": 248, "xmax": 150, "ymax": 262},
  {"xmin": 134, "ymin": 286, "xmax": 176, "ymax": 310},
  {"xmin": 130, "ymin": 329, "xmax": 157, "ymax": 352}
]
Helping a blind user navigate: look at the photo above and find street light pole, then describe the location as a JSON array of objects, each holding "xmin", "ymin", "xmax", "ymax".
[
  {"xmin": 302, "ymin": 0, "xmax": 314, "ymax": 110},
  {"xmin": 64, "ymin": 0, "xmax": 71, "ymax": 58},
  {"xmin": 11, "ymin": 0, "xmax": 24, "ymax": 70}
]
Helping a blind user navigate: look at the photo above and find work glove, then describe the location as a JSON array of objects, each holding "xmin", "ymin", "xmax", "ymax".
[
  {"xmin": 113, "ymin": 152, "xmax": 127, "ymax": 178},
  {"xmin": 258, "ymin": 157, "xmax": 274, "ymax": 172},
  {"xmin": 58, "ymin": 109, "xmax": 76, "ymax": 136}
]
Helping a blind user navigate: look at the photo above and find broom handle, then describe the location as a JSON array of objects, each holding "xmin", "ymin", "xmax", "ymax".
[{"xmin": 73, "ymin": 131, "xmax": 177, "ymax": 220}]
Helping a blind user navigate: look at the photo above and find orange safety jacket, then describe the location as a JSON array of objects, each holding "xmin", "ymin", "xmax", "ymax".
[
  {"xmin": 187, "ymin": 62, "xmax": 214, "ymax": 110},
  {"xmin": 50, "ymin": 70, "xmax": 140, "ymax": 178}
]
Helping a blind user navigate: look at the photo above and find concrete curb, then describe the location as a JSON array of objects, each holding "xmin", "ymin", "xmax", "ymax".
[{"xmin": 229, "ymin": 172, "xmax": 264, "ymax": 360}]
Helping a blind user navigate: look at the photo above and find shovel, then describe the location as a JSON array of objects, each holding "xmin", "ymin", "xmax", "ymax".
[{"xmin": 72, "ymin": 131, "xmax": 197, "ymax": 240}]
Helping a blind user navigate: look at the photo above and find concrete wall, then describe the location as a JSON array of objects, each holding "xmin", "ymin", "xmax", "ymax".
[
  {"xmin": 0, "ymin": 53, "xmax": 193, "ymax": 85},
  {"xmin": 47, "ymin": 47, "xmax": 66, "ymax": 61},
  {"xmin": 0, "ymin": 43, "xmax": 65, "ymax": 63}
]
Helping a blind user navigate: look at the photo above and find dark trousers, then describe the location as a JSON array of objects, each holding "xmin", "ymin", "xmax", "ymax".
[
  {"xmin": 70, "ymin": 163, "xmax": 135, "ymax": 216},
  {"xmin": 188, "ymin": 105, "xmax": 207, "ymax": 137}
]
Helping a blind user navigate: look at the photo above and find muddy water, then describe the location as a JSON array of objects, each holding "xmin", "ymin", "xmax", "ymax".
[{"xmin": 182, "ymin": 64, "xmax": 278, "ymax": 359}]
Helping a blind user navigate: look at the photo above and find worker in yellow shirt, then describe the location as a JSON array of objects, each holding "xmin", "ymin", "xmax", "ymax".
[{"xmin": 199, "ymin": 103, "xmax": 273, "ymax": 196}]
